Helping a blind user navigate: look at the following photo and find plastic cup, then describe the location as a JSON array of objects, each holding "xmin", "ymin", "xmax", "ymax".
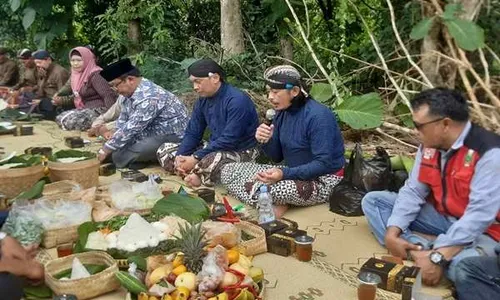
[{"xmin": 357, "ymin": 272, "xmax": 381, "ymax": 300}]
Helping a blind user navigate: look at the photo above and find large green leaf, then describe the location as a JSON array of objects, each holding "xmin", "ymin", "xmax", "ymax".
[
  {"xmin": 442, "ymin": 3, "xmax": 462, "ymax": 21},
  {"xmin": 29, "ymin": 0, "xmax": 54, "ymax": 17},
  {"xmin": 410, "ymin": 17, "xmax": 434, "ymax": 40},
  {"xmin": 394, "ymin": 103, "xmax": 414, "ymax": 128},
  {"xmin": 22, "ymin": 7, "xmax": 36, "ymax": 30},
  {"xmin": 445, "ymin": 19, "xmax": 485, "ymax": 51},
  {"xmin": 310, "ymin": 83, "xmax": 334, "ymax": 103},
  {"xmin": 152, "ymin": 193, "xmax": 210, "ymax": 223},
  {"xmin": 335, "ymin": 93, "xmax": 383, "ymax": 129},
  {"xmin": 10, "ymin": 0, "xmax": 21, "ymax": 12}
]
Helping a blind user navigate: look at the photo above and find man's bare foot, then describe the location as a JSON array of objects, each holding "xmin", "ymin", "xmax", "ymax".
[
  {"xmin": 273, "ymin": 205, "xmax": 289, "ymax": 219},
  {"xmin": 184, "ymin": 173, "xmax": 202, "ymax": 187}
]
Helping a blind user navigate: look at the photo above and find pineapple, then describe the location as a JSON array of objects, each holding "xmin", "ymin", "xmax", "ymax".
[{"xmin": 174, "ymin": 222, "xmax": 207, "ymax": 274}]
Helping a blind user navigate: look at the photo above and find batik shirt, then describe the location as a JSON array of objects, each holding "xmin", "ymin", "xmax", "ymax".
[{"xmin": 105, "ymin": 78, "xmax": 188, "ymax": 151}]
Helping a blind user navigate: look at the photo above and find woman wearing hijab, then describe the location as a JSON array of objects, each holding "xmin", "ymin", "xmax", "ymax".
[
  {"xmin": 220, "ymin": 65, "xmax": 345, "ymax": 218},
  {"xmin": 55, "ymin": 46, "xmax": 118, "ymax": 130}
]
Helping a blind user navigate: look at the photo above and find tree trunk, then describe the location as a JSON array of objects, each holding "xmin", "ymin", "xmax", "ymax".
[
  {"xmin": 127, "ymin": 18, "xmax": 142, "ymax": 55},
  {"xmin": 220, "ymin": 0, "xmax": 245, "ymax": 55},
  {"xmin": 280, "ymin": 37, "xmax": 294, "ymax": 60}
]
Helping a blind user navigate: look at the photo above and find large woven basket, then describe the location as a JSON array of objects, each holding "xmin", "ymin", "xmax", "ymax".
[
  {"xmin": 41, "ymin": 186, "xmax": 96, "ymax": 248},
  {"xmin": 235, "ymin": 221, "xmax": 267, "ymax": 256},
  {"xmin": 0, "ymin": 165, "xmax": 45, "ymax": 198},
  {"xmin": 48, "ymin": 158, "xmax": 99, "ymax": 189},
  {"xmin": 45, "ymin": 251, "xmax": 120, "ymax": 300}
]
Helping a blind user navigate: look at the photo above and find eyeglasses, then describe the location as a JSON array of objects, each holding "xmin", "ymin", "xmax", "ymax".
[{"xmin": 413, "ymin": 117, "xmax": 445, "ymax": 130}]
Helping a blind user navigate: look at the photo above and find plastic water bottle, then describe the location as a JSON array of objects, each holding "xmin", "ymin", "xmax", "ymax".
[{"xmin": 258, "ymin": 185, "xmax": 275, "ymax": 224}]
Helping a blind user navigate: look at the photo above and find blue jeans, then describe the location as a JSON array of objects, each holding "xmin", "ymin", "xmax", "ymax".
[
  {"xmin": 361, "ymin": 191, "xmax": 498, "ymax": 282},
  {"xmin": 454, "ymin": 256, "xmax": 500, "ymax": 299}
]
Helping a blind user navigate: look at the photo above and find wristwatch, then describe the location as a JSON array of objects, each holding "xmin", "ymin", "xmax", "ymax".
[{"xmin": 429, "ymin": 251, "xmax": 451, "ymax": 268}]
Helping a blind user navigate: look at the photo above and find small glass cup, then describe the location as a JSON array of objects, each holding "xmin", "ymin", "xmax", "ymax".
[
  {"xmin": 295, "ymin": 235, "xmax": 314, "ymax": 262},
  {"xmin": 57, "ymin": 243, "xmax": 74, "ymax": 258},
  {"xmin": 357, "ymin": 272, "xmax": 381, "ymax": 300}
]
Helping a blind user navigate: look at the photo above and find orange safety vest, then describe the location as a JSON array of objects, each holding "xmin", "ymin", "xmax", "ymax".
[{"xmin": 418, "ymin": 124, "xmax": 500, "ymax": 241}]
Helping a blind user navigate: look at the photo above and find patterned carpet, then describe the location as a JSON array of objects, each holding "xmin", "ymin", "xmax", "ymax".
[{"xmin": 1, "ymin": 121, "xmax": 455, "ymax": 300}]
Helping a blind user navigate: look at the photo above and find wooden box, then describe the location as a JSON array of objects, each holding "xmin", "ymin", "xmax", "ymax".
[
  {"xmin": 360, "ymin": 258, "xmax": 420, "ymax": 293},
  {"xmin": 266, "ymin": 228, "xmax": 307, "ymax": 257}
]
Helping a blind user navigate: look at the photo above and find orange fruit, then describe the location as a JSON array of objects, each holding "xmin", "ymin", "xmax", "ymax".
[
  {"xmin": 227, "ymin": 249, "xmax": 240, "ymax": 265},
  {"xmin": 172, "ymin": 264, "xmax": 187, "ymax": 276}
]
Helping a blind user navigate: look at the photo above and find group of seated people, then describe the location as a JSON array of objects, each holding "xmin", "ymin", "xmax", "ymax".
[{"xmin": 1, "ymin": 46, "xmax": 500, "ymax": 299}]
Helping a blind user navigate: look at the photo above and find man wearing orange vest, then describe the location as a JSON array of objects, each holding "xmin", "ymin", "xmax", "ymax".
[{"xmin": 362, "ymin": 88, "xmax": 500, "ymax": 286}]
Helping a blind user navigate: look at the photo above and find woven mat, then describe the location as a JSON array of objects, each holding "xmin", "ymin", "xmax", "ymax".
[{"xmin": 2, "ymin": 122, "xmax": 455, "ymax": 300}]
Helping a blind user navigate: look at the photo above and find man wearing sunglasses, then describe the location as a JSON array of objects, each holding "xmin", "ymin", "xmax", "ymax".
[
  {"xmin": 362, "ymin": 88, "xmax": 500, "ymax": 288},
  {"xmin": 97, "ymin": 58, "xmax": 189, "ymax": 169}
]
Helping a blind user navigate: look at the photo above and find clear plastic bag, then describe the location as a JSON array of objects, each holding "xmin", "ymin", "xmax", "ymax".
[
  {"xmin": 1, "ymin": 200, "xmax": 44, "ymax": 246},
  {"xmin": 198, "ymin": 245, "xmax": 228, "ymax": 292},
  {"xmin": 32, "ymin": 199, "xmax": 92, "ymax": 229},
  {"xmin": 110, "ymin": 176, "xmax": 162, "ymax": 210},
  {"xmin": 202, "ymin": 221, "xmax": 241, "ymax": 249}
]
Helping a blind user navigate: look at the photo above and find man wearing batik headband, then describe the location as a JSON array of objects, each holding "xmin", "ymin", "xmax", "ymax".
[
  {"xmin": 97, "ymin": 58, "xmax": 189, "ymax": 169},
  {"xmin": 220, "ymin": 65, "xmax": 345, "ymax": 218},
  {"xmin": 157, "ymin": 58, "xmax": 259, "ymax": 187}
]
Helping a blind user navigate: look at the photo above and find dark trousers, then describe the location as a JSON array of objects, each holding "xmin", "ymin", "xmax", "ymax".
[
  {"xmin": 454, "ymin": 255, "xmax": 500, "ymax": 300},
  {"xmin": 0, "ymin": 272, "xmax": 23, "ymax": 300}
]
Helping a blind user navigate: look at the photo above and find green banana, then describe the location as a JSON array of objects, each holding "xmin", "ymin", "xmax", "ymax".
[{"xmin": 115, "ymin": 271, "xmax": 148, "ymax": 295}]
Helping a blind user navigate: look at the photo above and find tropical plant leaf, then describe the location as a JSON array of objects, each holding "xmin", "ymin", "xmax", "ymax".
[
  {"xmin": 73, "ymin": 221, "xmax": 97, "ymax": 253},
  {"xmin": 410, "ymin": 17, "xmax": 434, "ymax": 40},
  {"xmin": 442, "ymin": 3, "xmax": 462, "ymax": 21},
  {"xmin": 152, "ymin": 193, "xmax": 210, "ymax": 223},
  {"xmin": 22, "ymin": 7, "xmax": 36, "ymax": 30},
  {"xmin": 310, "ymin": 83, "xmax": 334, "ymax": 103},
  {"xmin": 444, "ymin": 19, "xmax": 485, "ymax": 51},
  {"xmin": 394, "ymin": 103, "xmax": 414, "ymax": 128},
  {"xmin": 335, "ymin": 93, "xmax": 383, "ymax": 129},
  {"xmin": 10, "ymin": 0, "xmax": 21, "ymax": 12}
]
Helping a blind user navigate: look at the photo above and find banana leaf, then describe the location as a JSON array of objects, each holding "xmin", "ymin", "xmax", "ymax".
[
  {"xmin": 0, "ymin": 154, "xmax": 43, "ymax": 168},
  {"xmin": 54, "ymin": 264, "xmax": 108, "ymax": 279},
  {"xmin": 9, "ymin": 180, "xmax": 46, "ymax": 205},
  {"xmin": 24, "ymin": 284, "xmax": 52, "ymax": 299},
  {"xmin": 49, "ymin": 149, "xmax": 96, "ymax": 162},
  {"xmin": 152, "ymin": 193, "xmax": 210, "ymax": 223}
]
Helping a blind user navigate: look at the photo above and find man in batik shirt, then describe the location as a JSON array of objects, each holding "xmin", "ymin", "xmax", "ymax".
[{"xmin": 97, "ymin": 58, "xmax": 189, "ymax": 169}]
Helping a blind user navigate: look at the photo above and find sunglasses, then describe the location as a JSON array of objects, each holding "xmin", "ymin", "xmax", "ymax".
[{"xmin": 413, "ymin": 117, "xmax": 445, "ymax": 130}]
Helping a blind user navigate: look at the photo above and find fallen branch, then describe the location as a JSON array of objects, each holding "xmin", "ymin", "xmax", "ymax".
[
  {"xmin": 478, "ymin": 48, "xmax": 490, "ymax": 88},
  {"xmin": 376, "ymin": 128, "xmax": 419, "ymax": 150},
  {"xmin": 386, "ymin": 0, "xmax": 433, "ymax": 88},
  {"xmin": 285, "ymin": 0, "xmax": 340, "ymax": 99},
  {"xmin": 348, "ymin": 0, "xmax": 411, "ymax": 110},
  {"xmin": 382, "ymin": 121, "xmax": 414, "ymax": 134}
]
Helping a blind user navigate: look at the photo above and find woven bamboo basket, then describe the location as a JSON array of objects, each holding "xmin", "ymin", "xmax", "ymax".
[
  {"xmin": 48, "ymin": 158, "xmax": 99, "ymax": 189},
  {"xmin": 0, "ymin": 164, "xmax": 45, "ymax": 198},
  {"xmin": 92, "ymin": 185, "xmax": 152, "ymax": 222},
  {"xmin": 40, "ymin": 187, "xmax": 96, "ymax": 248},
  {"xmin": 42, "ymin": 180, "xmax": 82, "ymax": 196},
  {"xmin": 235, "ymin": 221, "xmax": 267, "ymax": 256},
  {"xmin": 45, "ymin": 251, "xmax": 120, "ymax": 300}
]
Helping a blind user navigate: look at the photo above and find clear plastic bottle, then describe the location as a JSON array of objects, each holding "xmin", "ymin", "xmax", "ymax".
[{"xmin": 258, "ymin": 185, "xmax": 275, "ymax": 224}]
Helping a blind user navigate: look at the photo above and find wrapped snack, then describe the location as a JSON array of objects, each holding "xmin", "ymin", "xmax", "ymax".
[
  {"xmin": 202, "ymin": 221, "xmax": 241, "ymax": 249},
  {"xmin": 197, "ymin": 245, "xmax": 228, "ymax": 292},
  {"xmin": 1, "ymin": 201, "xmax": 44, "ymax": 246}
]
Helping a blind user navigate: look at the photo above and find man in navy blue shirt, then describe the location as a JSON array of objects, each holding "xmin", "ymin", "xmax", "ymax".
[{"xmin": 157, "ymin": 59, "xmax": 259, "ymax": 187}]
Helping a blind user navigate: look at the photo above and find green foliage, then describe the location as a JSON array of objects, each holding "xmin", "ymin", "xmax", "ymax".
[
  {"xmin": 335, "ymin": 92, "xmax": 383, "ymax": 129},
  {"xmin": 393, "ymin": 103, "xmax": 414, "ymax": 128},
  {"xmin": 152, "ymin": 193, "xmax": 210, "ymax": 223},
  {"xmin": 310, "ymin": 83, "xmax": 334, "ymax": 103},
  {"xmin": 410, "ymin": 17, "xmax": 434, "ymax": 40}
]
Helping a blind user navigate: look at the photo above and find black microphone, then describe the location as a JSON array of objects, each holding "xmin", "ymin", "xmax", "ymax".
[{"xmin": 264, "ymin": 109, "xmax": 276, "ymax": 126}]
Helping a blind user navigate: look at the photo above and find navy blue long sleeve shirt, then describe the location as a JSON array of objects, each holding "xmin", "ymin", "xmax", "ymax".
[
  {"xmin": 177, "ymin": 83, "xmax": 259, "ymax": 158},
  {"xmin": 262, "ymin": 99, "xmax": 345, "ymax": 181}
]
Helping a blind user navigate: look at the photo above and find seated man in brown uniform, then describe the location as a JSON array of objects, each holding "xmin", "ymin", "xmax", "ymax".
[
  {"xmin": 12, "ymin": 49, "xmax": 38, "ymax": 92},
  {"xmin": 0, "ymin": 47, "xmax": 19, "ymax": 88},
  {"xmin": 31, "ymin": 50, "xmax": 70, "ymax": 120}
]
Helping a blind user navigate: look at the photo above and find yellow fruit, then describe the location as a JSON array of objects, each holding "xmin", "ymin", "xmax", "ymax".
[
  {"xmin": 161, "ymin": 295, "xmax": 173, "ymax": 300},
  {"xmin": 237, "ymin": 255, "xmax": 252, "ymax": 269},
  {"xmin": 229, "ymin": 263, "xmax": 249, "ymax": 275},
  {"xmin": 208, "ymin": 292, "xmax": 229, "ymax": 300},
  {"xmin": 174, "ymin": 272, "xmax": 197, "ymax": 291},
  {"xmin": 227, "ymin": 249, "xmax": 240, "ymax": 264},
  {"xmin": 219, "ymin": 271, "xmax": 239, "ymax": 288},
  {"xmin": 138, "ymin": 292, "xmax": 149, "ymax": 300},
  {"xmin": 249, "ymin": 267, "xmax": 264, "ymax": 283},
  {"xmin": 172, "ymin": 253, "xmax": 184, "ymax": 268},
  {"xmin": 233, "ymin": 288, "xmax": 255, "ymax": 300},
  {"xmin": 172, "ymin": 264, "xmax": 187, "ymax": 276},
  {"xmin": 149, "ymin": 265, "xmax": 173, "ymax": 285},
  {"xmin": 149, "ymin": 296, "xmax": 160, "ymax": 300},
  {"xmin": 171, "ymin": 286, "xmax": 190, "ymax": 300}
]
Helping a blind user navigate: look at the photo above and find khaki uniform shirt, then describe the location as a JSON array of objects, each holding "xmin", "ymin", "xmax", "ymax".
[
  {"xmin": 0, "ymin": 58, "xmax": 19, "ymax": 87},
  {"xmin": 36, "ymin": 63, "xmax": 69, "ymax": 99}
]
